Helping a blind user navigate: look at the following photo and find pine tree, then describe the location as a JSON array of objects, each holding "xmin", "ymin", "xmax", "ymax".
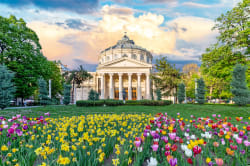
[
  {"xmin": 231, "ymin": 64, "xmax": 250, "ymax": 106},
  {"xmin": 88, "ymin": 89, "xmax": 99, "ymax": 101},
  {"xmin": 38, "ymin": 78, "xmax": 50, "ymax": 105},
  {"xmin": 177, "ymin": 83, "xmax": 185, "ymax": 104},
  {"xmin": 156, "ymin": 89, "xmax": 162, "ymax": 101},
  {"xmin": 0, "ymin": 65, "xmax": 15, "ymax": 109},
  {"xmin": 63, "ymin": 84, "xmax": 71, "ymax": 105},
  {"xmin": 196, "ymin": 78, "xmax": 206, "ymax": 104}
]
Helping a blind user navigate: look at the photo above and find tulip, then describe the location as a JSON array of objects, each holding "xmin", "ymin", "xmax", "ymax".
[
  {"xmin": 8, "ymin": 128, "xmax": 14, "ymax": 134},
  {"xmin": 134, "ymin": 141, "xmax": 141, "ymax": 148},
  {"xmin": 152, "ymin": 144, "xmax": 158, "ymax": 152},
  {"xmin": 165, "ymin": 144, "xmax": 171, "ymax": 151},
  {"xmin": 164, "ymin": 151, "xmax": 171, "ymax": 156},
  {"xmin": 236, "ymin": 137, "xmax": 242, "ymax": 144},
  {"xmin": 171, "ymin": 144, "xmax": 177, "ymax": 152},
  {"xmin": 185, "ymin": 149, "xmax": 192, "ymax": 157},
  {"xmin": 244, "ymin": 140, "xmax": 250, "ymax": 147},
  {"xmin": 187, "ymin": 158, "xmax": 193, "ymax": 164},
  {"xmin": 169, "ymin": 158, "xmax": 177, "ymax": 166},
  {"xmin": 215, "ymin": 158, "xmax": 223, "ymax": 166}
]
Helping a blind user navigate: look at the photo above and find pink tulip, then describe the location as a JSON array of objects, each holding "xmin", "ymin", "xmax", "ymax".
[
  {"xmin": 168, "ymin": 133, "xmax": 176, "ymax": 140},
  {"xmin": 215, "ymin": 158, "xmax": 224, "ymax": 166},
  {"xmin": 165, "ymin": 151, "xmax": 171, "ymax": 156},
  {"xmin": 8, "ymin": 128, "xmax": 14, "ymax": 134},
  {"xmin": 134, "ymin": 141, "xmax": 141, "ymax": 147},
  {"xmin": 16, "ymin": 114, "xmax": 21, "ymax": 118},
  {"xmin": 236, "ymin": 137, "xmax": 242, "ymax": 144},
  {"xmin": 152, "ymin": 144, "xmax": 159, "ymax": 151},
  {"xmin": 165, "ymin": 144, "xmax": 171, "ymax": 151},
  {"xmin": 244, "ymin": 140, "xmax": 250, "ymax": 147}
]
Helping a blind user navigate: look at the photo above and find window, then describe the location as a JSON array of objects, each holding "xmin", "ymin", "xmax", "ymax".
[
  {"xmin": 147, "ymin": 56, "xmax": 150, "ymax": 63},
  {"xmin": 123, "ymin": 54, "xmax": 128, "ymax": 57},
  {"xmin": 114, "ymin": 54, "xmax": 118, "ymax": 59},
  {"xmin": 132, "ymin": 54, "xmax": 137, "ymax": 60},
  {"xmin": 140, "ymin": 54, "xmax": 144, "ymax": 61},
  {"xmin": 106, "ymin": 56, "xmax": 110, "ymax": 61}
]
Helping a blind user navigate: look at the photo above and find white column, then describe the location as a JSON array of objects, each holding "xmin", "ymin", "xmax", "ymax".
[
  {"xmin": 109, "ymin": 73, "xmax": 114, "ymax": 99},
  {"xmin": 146, "ymin": 73, "xmax": 150, "ymax": 99},
  {"xmin": 137, "ymin": 73, "xmax": 141, "ymax": 100},
  {"xmin": 128, "ymin": 73, "xmax": 132, "ymax": 100},
  {"xmin": 119, "ymin": 73, "xmax": 123, "ymax": 100},
  {"xmin": 100, "ymin": 73, "xmax": 105, "ymax": 99},
  {"xmin": 49, "ymin": 79, "xmax": 51, "ymax": 99}
]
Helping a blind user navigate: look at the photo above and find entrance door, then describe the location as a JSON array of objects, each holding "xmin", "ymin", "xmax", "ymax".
[
  {"xmin": 124, "ymin": 88, "xmax": 128, "ymax": 100},
  {"xmin": 114, "ymin": 88, "xmax": 119, "ymax": 100},
  {"xmin": 132, "ymin": 87, "xmax": 137, "ymax": 100}
]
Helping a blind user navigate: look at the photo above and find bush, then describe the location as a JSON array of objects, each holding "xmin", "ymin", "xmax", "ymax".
[
  {"xmin": 126, "ymin": 100, "xmax": 172, "ymax": 106},
  {"xmin": 76, "ymin": 99, "xmax": 124, "ymax": 107},
  {"xmin": 76, "ymin": 99, "xmax": 172, "ymax": 107}
]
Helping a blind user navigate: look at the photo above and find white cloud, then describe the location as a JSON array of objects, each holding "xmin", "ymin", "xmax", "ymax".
[{"xmin": 182, "ymin": 2, "xmax": 212, "ymax": 8}]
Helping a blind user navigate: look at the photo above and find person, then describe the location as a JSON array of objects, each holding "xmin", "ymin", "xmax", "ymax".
[
  {"xmin": 122, "ymin": 88, "xmax": 126, "ymax": 103},
  {"xmin": 24, "ymin": 100, "xmax": 27, "ymax": 107}
]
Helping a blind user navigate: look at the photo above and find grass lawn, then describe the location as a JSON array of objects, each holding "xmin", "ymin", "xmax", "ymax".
[{"xmin": 1, "ymin": 104, "xmax": 249, "ymax": 124}]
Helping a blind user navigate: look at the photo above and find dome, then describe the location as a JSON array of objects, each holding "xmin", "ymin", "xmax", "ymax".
[
  {"xmin": 99, "ymin": 33, "xmax": 152, "ymax": 64},
  {"xmin": 101, "ymin": 33, "xmax": 147, "ymax": 53}
]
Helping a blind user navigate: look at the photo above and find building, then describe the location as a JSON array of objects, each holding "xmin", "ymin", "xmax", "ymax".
[{"xmin": 75, "ymin": 33, "xmax": 153, "ymax": 102}]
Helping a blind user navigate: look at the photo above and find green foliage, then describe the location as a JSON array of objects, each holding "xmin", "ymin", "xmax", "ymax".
[
  {"xmin": 231, "ymin": 64, "xmax": 250, "ymax": 106},
  {"xmin": 177, "ymin": 83, "xmax": 185, "ymax": 104},
  {"xmin": 0, "ymin": 15, "xmax": 63, "ymax": 100},
  {"xmin": 64, "ymin": 65, "xmax": 92, "ymax": 103},
  {"xmin": 88, "ymin": 89, "xmax": 99, "ymax": 101},
  {"xmin": 201, "ymin": 0, "xmax": 250, "ymax": 98},
  {"xmin": 76, "ymin": 99, "xmax": 123, "ymax": 107},
  {"xmin": 38, "ymin": 78, "xmax": 50, "ymax": 105},
  {"xmin": 196, "ymin": 78, "xmax": 206, "ymax": 104},
  {"xmin": 125, "ymin": 100, "xmax": 172, "ymax": 106},
  {"xmin": 63, "ymin": 84, "xmax": 71, "ymax": 105},
  {"xmin": 155, "ymin": 89, "xmax": 162, "ymax": 101},
  {"xmin": 152, "ymin": 56, "xmax": 180, "ymax": 100},
  {"xmin": 0, "ymin": 64, "xmax": 15, "ymax": 109}
]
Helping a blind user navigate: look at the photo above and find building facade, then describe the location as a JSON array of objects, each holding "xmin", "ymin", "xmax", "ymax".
[{"xmin": 75, "ymin": 33, "xmax": 153, "ymax": 101}]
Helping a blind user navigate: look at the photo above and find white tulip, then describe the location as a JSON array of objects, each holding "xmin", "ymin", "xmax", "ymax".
[
  {"xmin": 185, "ymin": 149, "xmax": 192, "ymax": 157},
  {"xmin": 147, "ymin": 157, "xmax": 158, "ymax": 166}
]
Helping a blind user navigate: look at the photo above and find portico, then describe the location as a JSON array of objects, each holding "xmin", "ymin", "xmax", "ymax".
[{"xmin": 99, "ymin": 72, "xmax": 151, "ymax": 100}]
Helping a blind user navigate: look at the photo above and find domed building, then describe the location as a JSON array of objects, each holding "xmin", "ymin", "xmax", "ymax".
[{"xmin": 75, "ymin": 33, "xmax": 153, "ymax": 102}]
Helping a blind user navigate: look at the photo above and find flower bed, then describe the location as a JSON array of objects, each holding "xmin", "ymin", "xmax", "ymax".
[
  {"xmin": 0, "ymin": 113, "xmax": 151, "ymax": 165},
  {"xmin": 134, "ymin": 113, "xmax": 250, "ymax": 166},
  {"xmin": 0, "ymin": 112, "xmax": 249, "ymax": 166}
]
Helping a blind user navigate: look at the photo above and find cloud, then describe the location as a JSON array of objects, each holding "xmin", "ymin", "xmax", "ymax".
[
  {"xmin": 182, "ymin": 2, "xmax": 212, "ymax": 8},
  {"xmin": 0, "ymin": 0, "xmax": 98, "ymax": 14},
  {"xmin": 26, "ymin": 5, "xmax": 219, "ymax": 70}
]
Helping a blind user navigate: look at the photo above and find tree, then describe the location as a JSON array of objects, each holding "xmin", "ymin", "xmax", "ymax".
[
  {"xmin": 0, "ymin": 15, "xmax": 54, "ymax": 103},
  {"xmin": 63, "ymin": 84, "xmax": 71, "ymax": 105},
  {"xmin": 196, "ymin": 78, "xmax": 206, "ymax": 104},
  {"xmin": 38, "ymin": 78, "xmax": 50, "ymax": 105},
  {"xmin": 0, "ymin": 65, "xmax": 15, "ymax": 109},
  {"xmin": 151, "ymin": 56, "xmax": 181, "ymax": 102},
  {"xmin": 201, "ymin": 0, "xmax": 250, "ymax": 99},
  {"xmin": 213, "ymin": 0, "xmax": 249, "ymax": 55},
  {"xmin": 88, "ymin": 89, "xmax": 99, "ymax": 101},
  {"xmin": 65, "ymin": 65, "xmax": 92, "ymax": 103},
  {"xmin": 231, "ymin": 64, "xmax": 250, "ymax": 106},
  {"xmin": 155, "ymin": 89, "xmax": 162, "ymax": 101},
  {"xmin": 182, "ymin": 64, "xmax": 200, "ymax": 99},
  {"xmin": 177, "ymin": 83, "xmax": 185, "ymax": 104}
]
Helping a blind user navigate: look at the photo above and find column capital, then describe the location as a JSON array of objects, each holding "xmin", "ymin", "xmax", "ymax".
[
  {"xmin": 118, "ymin": 73, "xmax": 123, "ymax": 77},
  {"xmin": 99, "ymin": 73, "xmax": 105, "ymax": 76},
  {"xmin": 109, "ymin": 73, "xmax": 114, "ymax": 76},
  {"xmin": 128, "ymin": 73, "xmax": 133, "ymax": 76},
  {"xmin": 137, "ymin": 73, "xmax": 142, "ymax": 76}
]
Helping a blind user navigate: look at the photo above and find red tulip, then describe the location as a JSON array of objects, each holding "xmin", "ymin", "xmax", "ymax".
[{"xmin": 187, "ymin": 158, "xmax": 193, "ymax": 164}]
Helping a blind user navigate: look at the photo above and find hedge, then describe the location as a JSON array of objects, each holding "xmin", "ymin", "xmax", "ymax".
[
  {"xmin": 125, "ymin": 100, "xmax": 172, "ymax": 106},
  {"xmin": 76, "ymin": 99, "xmax": 172, "ymax": 107},
  {"xmin": 76, "ymin": 99, "xmax": 124, "ymax": 107}
]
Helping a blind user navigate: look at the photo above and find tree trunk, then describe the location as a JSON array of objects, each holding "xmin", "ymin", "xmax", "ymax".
[{"xmin": 209, "ymin": 86, "xmax": 213, "ymax": 100}]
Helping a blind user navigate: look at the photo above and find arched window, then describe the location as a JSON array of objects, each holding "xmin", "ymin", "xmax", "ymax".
[
  {"xmin": 132, "ymin": 54, "xmax": 137, "ymax": 60},
  {"xmin": 140, "ymin": 54, "xmax": 144, "ymax": 61},
  {"xmin": 123, "ymin": 54, "xmax": 128, "ymax": 57}
]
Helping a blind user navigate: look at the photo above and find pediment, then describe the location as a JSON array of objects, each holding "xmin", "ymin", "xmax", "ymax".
[{"xmin": 97, "ymin": 57, "xmax": 152, "ymax": 69}]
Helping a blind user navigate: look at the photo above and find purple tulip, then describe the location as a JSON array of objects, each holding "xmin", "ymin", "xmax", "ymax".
[
  {"xmin": 239, "ymin": 131, "xmax": 244, "ymax": 137},
  {"xmin": 186, "ymin": 128, "xmax": 190, "ymax": 132},
  {"xmin": 22, "ymin": 125, "xmax": 28, "ymax": 130},
  {"xmin": 208, "ymin": 162, "xmax": 214, "ymax": 166},
  {"xmin": 44, "ymin": 112, "xmax": 50, "ymax": 116},
  {"xmin": 8, "ymin": 128, "xmax": 14, "ymax": 134},
  {"xmin": 169, "ymin": 158, "xmax": 177, "ymax": 166},
  {"xmin": 243, "ymin": 135, "xmax": 248, "ymax": 140},
  {"xmin": 16, "ymin": 129, "xmax": 23, "ymax": 136},
  {"xmin": 240, "ymin": 150, "xmax": 245, "ymax": 155}
]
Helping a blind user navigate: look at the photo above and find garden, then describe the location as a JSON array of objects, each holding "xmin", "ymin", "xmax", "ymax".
[{"xmin": 0, "ymin": 104, "xmax": 249, "ymax": 166}]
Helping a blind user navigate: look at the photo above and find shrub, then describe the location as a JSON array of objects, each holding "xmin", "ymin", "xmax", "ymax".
[
  {"xmin": 177, "ymin": 83, "xmax": 185, "ymax": 103},
  {"xmin": 88, "ymin": 89, "xmax": 99, "ymax": 101},
  {"xmin": 196, "ymin": 78, "xmax": 206, "ymax": 104},
  {"xmin": 105, "ymin": 99, "xmax": 124, "ymax": 106},
  {"xmin": 231, "ymin": 64, "xmax": 250, "ymax": 106}
]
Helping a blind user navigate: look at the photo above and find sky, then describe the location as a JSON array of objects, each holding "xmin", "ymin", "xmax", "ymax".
[{"xmin": 0, "ymin": 0, "xmax": 241, "ymax": 70}]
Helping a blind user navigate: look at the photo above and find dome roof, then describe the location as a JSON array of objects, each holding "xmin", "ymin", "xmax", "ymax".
[{"xmin": 101, "ymin": 33, "xmax": 148, "ymax": 53}]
